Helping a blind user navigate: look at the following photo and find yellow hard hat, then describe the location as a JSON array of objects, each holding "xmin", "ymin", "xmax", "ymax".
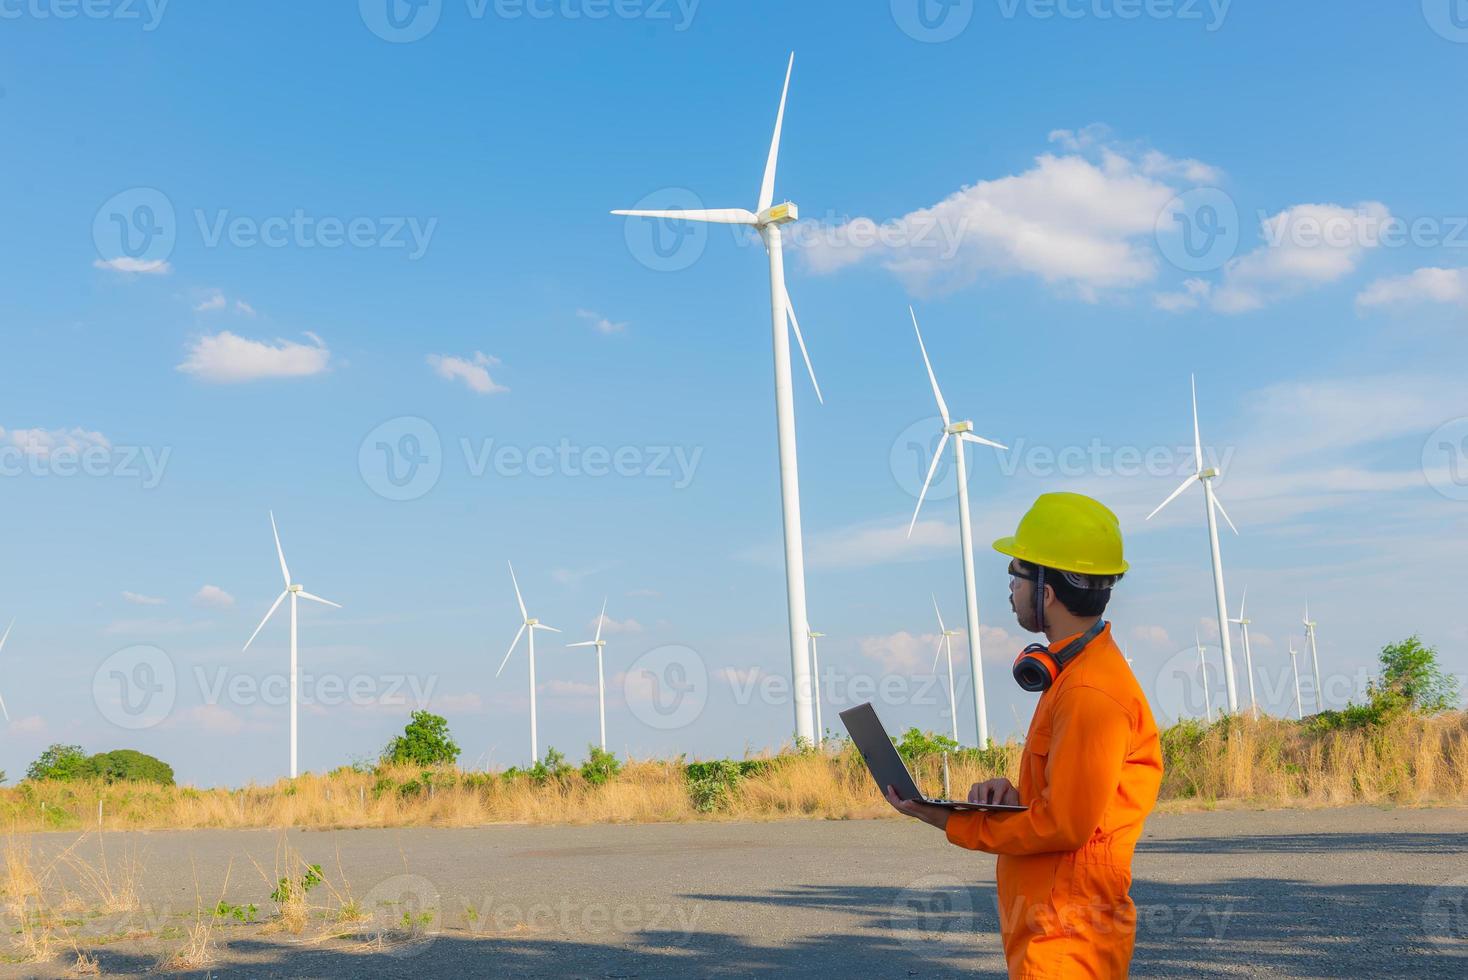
[{"xmin": 992, "ymin": 492, "xmax": 1129, "ymax": 576}]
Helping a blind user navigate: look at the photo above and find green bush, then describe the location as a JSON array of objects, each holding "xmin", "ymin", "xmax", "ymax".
[
  {"xmin": 1376, "ymin": 636, "xmax": 1457, "ymax": 714},
  {"xmin": 684, "ymin": 759, "xmax": 769, "ymax": 813},
  {"xmin": 526, "ymin": 747, "xmax": 573, "ymax": 785},
  {"xmin": 579, "ymin": 746, "xmax": 622, "ymax": 787},
  {"xmin": 25, "ymin": 745, "xmax": 174, "ymax": 785},
  {"xmin": 894, "ymin": 728, "xmax": 959, "ymax": 764},
  {"xmin": 26, "ymin": 744, "xmax": 90, "ymax": 782},
  {"xmin": 381, "ymin": 711, "xmax": 461, "ymax": 767}
]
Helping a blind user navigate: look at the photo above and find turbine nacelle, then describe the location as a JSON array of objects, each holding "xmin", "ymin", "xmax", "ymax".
[
  {"xmin": 288, "ymin": 584, "xmax": 303, "ymax": 593},
  {"xmin": 945, "ymin": 420, "xmax": 974, "ymax": 436},
  {"xmin": 1199, "ymin": 466, "xmax": 1220, "ymax": 480},
  {"xmin": 758, "ymin": 201, "xmax": 799, "ymax": 226}
]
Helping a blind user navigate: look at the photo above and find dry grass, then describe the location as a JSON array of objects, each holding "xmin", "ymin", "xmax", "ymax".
[{"xmin": 2, "ymin": 713, "xmax": 1464, "ymax": 836}]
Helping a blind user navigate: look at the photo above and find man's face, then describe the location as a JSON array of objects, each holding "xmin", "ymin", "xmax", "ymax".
[{"xmin": 1008, "ymin": 560, "xmax": 1042, "ymax": 633}]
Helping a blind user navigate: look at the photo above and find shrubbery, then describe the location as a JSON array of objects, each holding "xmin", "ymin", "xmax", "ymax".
[
  {"xmin": 381, "ymin": 711, "xmax": 460, "ymax": 767},
  {"xmin": 25, "ymin": 744, "xmax": 174, "ymax": 785}
]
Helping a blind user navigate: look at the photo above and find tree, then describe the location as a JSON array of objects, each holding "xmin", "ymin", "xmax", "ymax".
[
  {"xmin": 1376, "ymin": 636, "xmax": 1458, "ymax": 714},
  {"xmin": 88, "ymin": 749, "xmax": 175, "ymax": 786},
  {"xmin": 381, "ymin": 711, "xmax": 460, "ymax": 767},
  {"xmin": 26, "ymin": 744, "xmax": 90, "ymax": 782}
]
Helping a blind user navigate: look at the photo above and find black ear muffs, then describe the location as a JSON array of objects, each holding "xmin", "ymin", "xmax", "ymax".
[{"xmin": 1012, "ymin": 618, "xmax": 1108, "ymax": 693}]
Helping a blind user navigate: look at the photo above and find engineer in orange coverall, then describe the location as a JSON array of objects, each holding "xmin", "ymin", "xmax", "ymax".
[{"xmin": 886, "ymin": 493, "xmax": 1163, "ymax": 979}]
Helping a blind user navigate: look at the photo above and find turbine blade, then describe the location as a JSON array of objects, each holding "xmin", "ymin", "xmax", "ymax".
[
  {"xmin": 0, "ymin": 618, "xmax": 12, "ymax": 655},
  {"xmin": 907, "ymin": 431, "xmax": 950, "ymax": 538},
  {"xmin": 932, "ymin": 635, "xmax": 945, "ymax": 673},
  {"xmin": 0, "ymin": 688, "xmax": 8, "ymax": 723},
  {"xmin": 932, "ymin": 594, "xmax": 946, "ymax": 634},
  {"xmin": 535, "ymin": 624, "xmax": 562, "ymax": 634},
  {"xmin": 594, "ymin": 598, "xmax": 607, "ymax": 643},
  {"xmin": 610, "ymin": 208, "xmax": 757, "ymax": 225},
  {"xmin": 1146, "ymin": 474, "xmax": 1197, "ymax": 521},
  {"xmin": 786, "ymin": 292, "xmax": 823, "ymax": 404},
  {"xmin": 910, "ymin": 307, "xmax": 950, "ymax": 425},
  {"xmin": 496, "ymin": 623, "xmax": 527, "ymax": 678},
  {"xmin": 297, "ymin": 590, "xmax": 341, "ymax": 609},
  {"xmin": 1190, "ymin": 374, "xmax": 1203, "ymax": 472},
  {"xmin": 269, "ymin": 511, "xmax": 291, "ymax": 587},
  {"xmin": 758, "ymin": 52, "xmax": 794, "ymax": 213},
  {"xmin": 243, "ymin": 590, "xmax": 288, "ymax": 652},
  {"xmin": 508, "ymin": 561, "xmax": 527, "ymax": 620},
  {"xmin": 960, "ymin": 431, "xmax": 1008, "ymax": 451},
  {"xmin": 1239, "ymin": 585, "xmax": 1247, "ymax": 620},
  {"xmin": 1212, "ymin": 493, "xmax": 1240, "ymax": 535},
  {"xmin": 567, "ymin": 641, "xmax": 597, "ymax": 648}
]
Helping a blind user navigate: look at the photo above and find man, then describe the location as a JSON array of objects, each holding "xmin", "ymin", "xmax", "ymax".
[{"xmin": 886, "ymin": 492, "xmax": 1163, "ymax": 978}]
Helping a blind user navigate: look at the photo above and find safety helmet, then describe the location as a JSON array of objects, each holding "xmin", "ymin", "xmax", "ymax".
[{"xmin": 992, "ymin": 492, "xmax": 1128, "ymax": 576}]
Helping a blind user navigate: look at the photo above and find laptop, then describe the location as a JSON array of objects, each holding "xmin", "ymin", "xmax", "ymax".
[{"xmin": 839, "ymin": 702, "xmax": 1028, "ymax": 813}]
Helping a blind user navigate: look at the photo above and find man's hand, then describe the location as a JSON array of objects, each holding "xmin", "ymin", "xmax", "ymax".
[
  {"xmin": 883, "ymin": 785, "xmax": 950, "ymax": 831},
  {"xmin": 968, "ymin": 777, "xmax": 1020, "ymax": 807}
]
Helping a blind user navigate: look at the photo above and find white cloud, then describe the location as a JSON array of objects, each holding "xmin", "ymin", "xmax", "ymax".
[
  {"xmin": 802, "ymin": 126, "xmax": 1215, "ymax": 298},
  {"xmin": 193, "ymin": 584, "xmax": 235, "ymax": 609},
  {"xmin": 0, "ymin": 426, "xmax": 110, "ymax": 459},
  {"xmin": 122, "ymin": 591, "xmax": 166, "ymax": 606},
  {"xmin": 1206, "ymin": 202, "xmax": 1391, "ymax": 313},
  {"xmin": 94, "ymin": 257, "xmax": 171, "ymax": 275},
  {"xmin": 8, "ymin": 715, "xmax": 45, "ymax": 734},
  {"xmin": 427, "ymin": 351, "xmax": 507, "ymax": 395},
  {"xmin": 741, "ymin": 516, "xmax": 955, "ymax": 571},
  {"xmin": 193, "ymin": 290, "xmax": 227, "ymax": 313},
  {"xmin": 596, "ymin": 616, "xmax": 643, "ymax": 636},
  {"xmin": 1356, "ymin": 267, "xmax": 1468, "ymax": 312},
  {"xmin": 177, "ymin": 331, "xmax": 330, "ymax": 383},
  {"xmin": 859, "ymin": 630, "xmax": 940, "ymax": 673},
  {"xmin": 1153, "ymin": 278, "xmax": 1212, "ymax": 312},
  {"xmin": 542, "ymin": 679, "xmax": 597, "ymax": 697},
  {"xmin": 235, "ymin": 300, "xmax": 257, "ymax": 316},
  {"xmin": 1131, "ymin": 624, "xmax": 1171, "ymax": 646},
  {"xmin": 576, "ymin": 309, "xmax": 628, "ymax": 335}
]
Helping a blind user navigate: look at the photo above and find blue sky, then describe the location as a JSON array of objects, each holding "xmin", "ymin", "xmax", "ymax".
[{"xmin": 2, "ymin": 1, "xmax": 1466, "ymax": 786}]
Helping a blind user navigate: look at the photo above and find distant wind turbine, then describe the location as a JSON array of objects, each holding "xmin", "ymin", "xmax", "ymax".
[
  {"xmin": 807, "ymin": 629, "xmax": 825, "ymax": 746},
  {"xmin": 907, "ymin": 309, "xmax": 1007, "ymax": 748},
  {"xmin": 1196, "ymin": 630, "xmax": 1213, "ymax": 724},
  {"xmin": 0, "ymin": 618, "xmax": 13, "ymax": 723},
  {"xmin": 1286, "ymin": 639, "xmax": 1304, "ymax": 720},
  {"xmin": 611, "ymin": 52, "xmax": 821, "ymax": 744},
  {"xmin": 1227, "ymin": 586, "xmax": 1258, "ymax": 719},
  {"xmin": 1149, "ymin": 376, "xmax": 1240, "ymax": 714},
  {"xmin": 567, "ymin": 599, "xmax": 610, "ymax": 752},
  {"xmin": 496, "ymin": 562, "xmax": 560, "ymax": 763},
  {"xmin": 1303, "ymin": 605, "xmax": 1323, "ymax": 713},
  {"xmin": 930, "ymin": 597, "xmax": 961, "ymax": 743},
  {"xmin": 243, "ymin": 512, "xmax": 341, "ymax": 779}
]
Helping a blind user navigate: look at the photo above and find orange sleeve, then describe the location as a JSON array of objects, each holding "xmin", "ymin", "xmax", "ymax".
[{"xmin": 945, "ymin": 685, "xmax": 1131, "ymax": 855}]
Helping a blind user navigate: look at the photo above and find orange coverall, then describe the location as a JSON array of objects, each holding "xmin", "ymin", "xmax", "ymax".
[{"xmin": 945, "ymin": 623, "xmax": 1163, "ymax": 979}]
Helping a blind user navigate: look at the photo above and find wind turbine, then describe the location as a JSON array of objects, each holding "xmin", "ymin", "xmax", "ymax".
[
  {"xmin": 931, "ymin": 597, "xmax": 961, "ymax": 743},
  {"xmin": 567, "ymin": 599, "xmax": 610, "ymax": 752},
  {"xmin": 496, "ymin": 562, "xmax": 560, "ymax": 762},
  {"xmin": 1286, "ymin": 639, "xmax": 1304, "ymax": 720},
  {"xmin": 907, "ymin": 308, "xmax": 1006, "ymax": 748},
  {"xmin": 1148, "ymin": 375, "xmax": 1240, "ymax": 714},
  {"xmin": 1228, "ymin": 587, "xmax": 1258, "ymax": 719},
  {"xmin": 0, "ymin": 618, "xmax": 13, "ymax": 723},
  {"xmin": 1303, "ymin": 605, "xmax": 1323, "ymax": 713},
  {"xmin": 243, "ymin": 512, "xmax": 341, "ymax": 779},
  {"xmin": 1196, "ymin": 631, "xmax": 1213, "ymax": 724},
  {"xmin": 611, "ymin": 52, "xmax": 821, "ymax": 744},
  {"xmin": 807, "ymin": 629, "xmax": 825, "ymax": 746}
]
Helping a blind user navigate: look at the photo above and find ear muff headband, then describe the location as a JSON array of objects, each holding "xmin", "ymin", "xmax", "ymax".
[{"xmin": 1012, "ymin": 618, "xmax": 1108, "ymax": 693}]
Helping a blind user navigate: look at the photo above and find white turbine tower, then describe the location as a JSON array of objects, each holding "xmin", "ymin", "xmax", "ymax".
[
  {"xmin": 907, "ymin": 308, "xmax": 1006, "ymax": 748},
  {"xmin": 567, "ymin": 599, "xmax": 610, "ymax": 752},
  {"xmin": 243, "ymin": 512, "xmax": 341, "ymax": 779},
  {"xmin": 611, "ymin": 52, "xmax": 821, "ymax": 743},
  {"xmin": 496, "ymin": 562, "xmax": 560, "ymax": 763},
  {"xmin": 807, "ymin": 629, "xmax": 825, "ymax": 746},
  {"xmin": 1148, "ymin": 375, "xmax": 1240, "ymax": 714},
  {"xmin": 0, "ymin": 618, "xmax": 13, "ymax": 723},
  {"xmin": 1303, "ymin": 605, "xmax": 1323, "ymax": 713},
  {"xmin": 1196, "ymin": 630, "xmax": 1213, "ymax": 724},
  {"xmin": 1287, "ymin": 639, "xmax": 1304, "ymax": 720},
  {"xmin": 1228, "ymin": 586, "xmax": 1258, "ymax": 719},
  {"xmin": 931, "ymin": 597, "xmax": 961, "ymax": 743}
]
